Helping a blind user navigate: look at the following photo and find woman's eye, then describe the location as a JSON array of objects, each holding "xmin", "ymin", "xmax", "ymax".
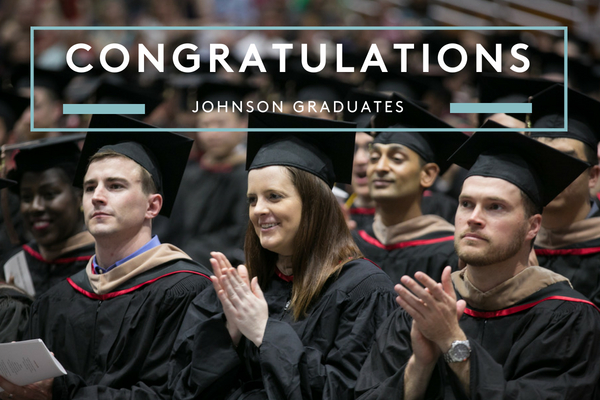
[
  {"xmin": 43, "ymin": 192, "xmax": 57, "ymax": 200},
  {"xmin": 269, "ymin": 193, "xmax": 281, "ymax": 200},
  {"xmin": 247, "ymin": 196, "xmax": 256, "ymax": 205}
]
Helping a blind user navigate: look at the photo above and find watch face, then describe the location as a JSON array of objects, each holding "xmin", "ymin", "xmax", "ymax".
[{"xmin": 451, "ymin": 343, "xmax": 470, "ymax": 361}]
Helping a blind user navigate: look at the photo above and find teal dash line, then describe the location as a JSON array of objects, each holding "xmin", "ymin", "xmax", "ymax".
[
  {"xmin": 450, "ymin": 103, "xmax": 532, "ymax": 114},
  {"xmin": 63, "ymin": 104, "xmax": 145, "ymax": 115}
]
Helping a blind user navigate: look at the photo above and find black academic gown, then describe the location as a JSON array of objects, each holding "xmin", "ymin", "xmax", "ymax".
[
  {"xmin": 353, "ymin": 222, "xmax": 458, "ymax": 285},
  {"xmin": 0, "ymin": 283, "xmax": 32, "ymax": 342},
  {"xmin": 349, "ymin": 205, "xmax": 375, "ymax": 233},
  {"xmin": 356, "ymin": 281, "xmax": 600, "ymax": 399},
  {"xmin": 2, "ymin": 240, "xmax": 94, "ymax": 297},
  {"xmin": 152, "ymin": 161, "xmax": 248, "ymax": 268},
  {"xmin": 169, "ymin": 259, "xmax": 398, "ymax": 400},
  {"xmin": 535, "ymin": 201, "xmax": 600, "ymax": 307},
  {"xmin": 25, "ymin": 259, "xmax": 212, "ymax": 400},
  {"xmin": 0, "ymin": 189, "xmax": 26, "ymax": 267},
  {"xmin": 422, "ymin": 190, "xmax": 458, "ymax": 225}
]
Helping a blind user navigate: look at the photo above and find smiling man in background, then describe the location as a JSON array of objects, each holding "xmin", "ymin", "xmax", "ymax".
[{"xmin": 352, "ymin": 93, "xmax": 467, "ymax": 284}]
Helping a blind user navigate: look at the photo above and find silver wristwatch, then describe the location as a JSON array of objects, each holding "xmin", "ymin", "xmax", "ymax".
[{"xmin": 443, "ymin": 340, "xmax": 471, "ymax": 363}]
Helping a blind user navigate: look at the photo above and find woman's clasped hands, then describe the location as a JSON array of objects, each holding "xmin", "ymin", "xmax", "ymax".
[{"xmin": 210, "ymin": 252, "xmax": 269, "ymax": 348}]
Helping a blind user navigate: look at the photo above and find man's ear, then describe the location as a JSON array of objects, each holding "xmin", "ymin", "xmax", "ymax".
[
  {"xmin": 420, "ymin": 163, "xmax": 440, "ymax": 189},
  {"xmin": 526, "ymin": 213, "xmax": 542, "ymax": 242},
  {"xmin": 146, "ymin": 194, "xmax": 163, "ymax": 219},
  {"xmin": 588, "ymin": 165, "xmax": 600, "ymax": 190}
]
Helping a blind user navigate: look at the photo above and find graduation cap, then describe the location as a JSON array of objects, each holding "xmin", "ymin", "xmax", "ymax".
[
  {"xmin": 371, "ymin": 93, "xmax": 467, "ymax": 174},
  {"xmin": 569, "ymin": 61, "xmax": 600, "ymax": 95},
  {"xmin": 364, "ymin": 70, "xmax": 432, "ymax": 100},
  {"xmin": 5, "ymin": 134, "xmax": 85, "ymax": 193},
  {"xmin": 0, "ymin": 178, "xmax": 16, "ymax": 190},
  {"xmin": 246, "ymin": 112, "xmax": 356, "ymax": 187},
  {"xmin": 294, "ymin": 73, "xmax": 355, "ymax": 104},
  {"xmin": 166, "ymin": 71, "xmax": 204, "ymax": 112},
  {"xmin": 0, "ymin": 91, "xmax": 29, "ymax": 132},
  {"xmin": 93, "ymin": 81, "xmax": 163, "ymax": 118},
  {"xmin": 477, "ymin": 74, "xmax": 555, "ymax": 126},
  {"xmin": 342, "ymin": 89, "xmax": 391, "ymax": 129},
  {"xmin": 508, "ymin": 84, "xmax": 600, "ymax": 151},
  {"xmin": 63, "ymin": 72, "xmax": 104, "ymax": 104},
  {"xmin": 535, "ymin": 51, "xmax": 565, "ymax": 77},
  {"xmin": 528, "ymin": 49, "xmax": 600, "ymax": 92},
  {"xmin": 11, "ymin": 66, "xmax": 74, "ymax": 100},
  {"xmin": 269, "ymin": 59, "xmax": 355, "ymax": 104},
  {"xmin": 448, "ymin": 120, "xmax": 590, "ymax": 208},
  {"xmin": 197, "ymin": 79, "xmax": 257, "ymax": 105},
  {"xmin": 73, "ymin": 115, "xmax": 193, "ymax": 217}
]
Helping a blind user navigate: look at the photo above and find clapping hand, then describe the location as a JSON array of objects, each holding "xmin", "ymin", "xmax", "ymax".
[
  {"xmin": 210, "ymin": 252, "xmax": 269, "ymax": 347},
  {"xmin": 395, "ymin": 266, "xmax": 467, "ymax": 355}
]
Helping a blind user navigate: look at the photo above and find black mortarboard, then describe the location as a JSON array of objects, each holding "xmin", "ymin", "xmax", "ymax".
[
  {"xmin": 294, "ymin": 74, "xmax": 355, "ymax": 104},
  {"xmin": 529, "ymin": 49, "xmax": 600, "ymax": 94},
  {"xmin": 0, "ymin": 178, "xmax": 16, "ymax": 190},
  {"xmin": 5, "ymin": 134, "xmax": 85, "ymax": 193},
  {"xmin": 197, "ymin": 79, "xmax": 257, "ymax": 104},
  {"xmin": 477, "ymin": 74, "xmax": 555, "ymax": 126},
  {"xmin": 166, "ymin": 71, "xmax": 203, "ymax": 112},
  {"xmin": 73, "ymin": 115, "xmax": 193, "ymax": 217},
  {"xmin": 64, "ymin": 74, "xmax": 103, "ymax": 104},
  {"xmin": 509, "ymin": 84, "xmax": 600, "ymax": 150},
  {"xmin": 11, "ymin": 66, "xmax": 74, "ymax": 100},
  {"xmin": 448, "ymin": 120, "xmax": 590, "ymax": 208},
  {"xmin": 246, "ymin": 112, "xmax": 356, "ymax": 187},
  {"xmin": 342, "ymin": 89, "xmax": 391, "ymax": 129},
  {"xmin": 566, "ymin": 59, "xmax": 600, "ymax": 95},
  {"xmin": 364, "ymin": 70, "xmax": 433, "ymax": 101},
  {"xmin": 0, "ymin": 91, "xmax": 29, "ymax": 132},
  {"xmin": 94, "ymin": 81, "xmax": 163, "ymax": 118},
  {"xmin": 536, "ymin": 51, "xmax": 565, "ymax": 77},
  {"xmin": 371, "ymin": 93, "xmax": 467, "ymax": 174},
  {"xmin": 266, "ymin": 55, "xmax": 326, "ymax": 84},
  {"xmin": 268, "ymin": 59, "xmax": 354, "ymax": 104}
]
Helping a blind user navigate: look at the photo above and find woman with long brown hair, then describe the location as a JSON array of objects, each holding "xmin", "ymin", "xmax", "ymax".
[{"xmin": 169, "ymin": 112, "xmax": 397, "ymax": 400}]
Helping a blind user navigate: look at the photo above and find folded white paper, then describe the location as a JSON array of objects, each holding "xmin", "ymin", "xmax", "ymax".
[
  {"xmin": 0, "ymin": 339, "xmax": 66, "ymax": 391},
  {"xmin": 3, "ymin": 251, "xmax": 36, "ymax": 297}
]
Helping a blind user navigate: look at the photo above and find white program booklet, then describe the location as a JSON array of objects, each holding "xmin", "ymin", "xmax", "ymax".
[
  {"xmin": 0, "ymin": 339, "xmax": 66, "ymax": 391},
  {"xmin": 3, "ymin": 251, "xmax": 36, "ymax": 297}
]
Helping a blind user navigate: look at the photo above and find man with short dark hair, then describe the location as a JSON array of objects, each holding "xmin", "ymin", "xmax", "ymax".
[
  {"xmin": 343, "ymin": 90, "xmax": 459, "ymax": 232},
  {"xmin": 0, "ymin": 115, "xmax": 212, "ymax": 400},
  {"xmin": 356, "ymin": 124, "xmax": 600, "ymax": 400},
  {"xmin": 352, "ymin": 93, "xmax": 467, "ymax": 284}
]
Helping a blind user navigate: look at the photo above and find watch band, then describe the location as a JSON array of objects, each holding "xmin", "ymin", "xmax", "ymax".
[{"xmin": 443, "ymin": 339, "xmax": 471, "ymax": 363}]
